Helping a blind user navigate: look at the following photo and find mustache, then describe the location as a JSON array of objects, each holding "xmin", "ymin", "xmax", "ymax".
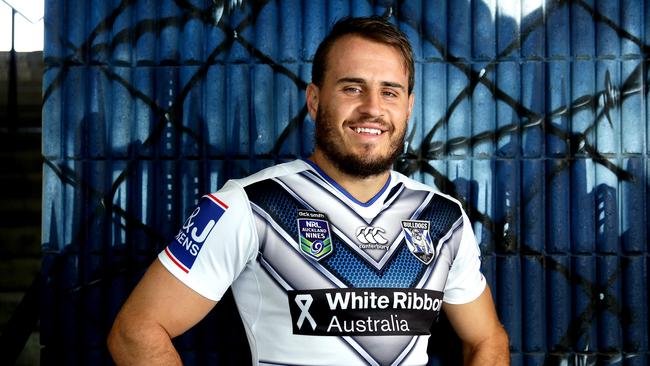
[{"xmin": 343, "ymin": 117, "xmax": 392, "ymax": 129}]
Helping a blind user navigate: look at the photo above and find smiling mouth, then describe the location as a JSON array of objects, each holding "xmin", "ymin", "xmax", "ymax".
[{"xmin": 353, "ymin": 127, "xmax": 383, "ymax": 135}]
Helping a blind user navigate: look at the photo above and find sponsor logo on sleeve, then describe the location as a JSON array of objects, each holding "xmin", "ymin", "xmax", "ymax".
[
  {"xmin": 165, "ymin": 194, "xmax": 228, "ymax": 273},
  {"xmin": 401, "ymin": 220, "xmax": 435, "ymax": 264},
  {"xmin": 288, "ymin": 288, "xmax": 443, "ymax": 336},
  {"xmin": 297, "ymin": 210, "xmax": 333, "ymax": 261}
]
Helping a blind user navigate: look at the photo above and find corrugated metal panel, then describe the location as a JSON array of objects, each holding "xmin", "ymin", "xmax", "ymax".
[{"xmin": 42, "ymin": 0, "xmax": 649, "ymax": 364}]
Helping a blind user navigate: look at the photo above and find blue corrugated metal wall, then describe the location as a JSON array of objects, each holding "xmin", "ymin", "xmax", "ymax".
[{"xmin": 42, "ymin": 0, "xmax": 648, "ymax": 365}]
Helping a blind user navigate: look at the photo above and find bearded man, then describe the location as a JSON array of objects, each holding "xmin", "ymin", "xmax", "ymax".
[{"xmin": 108, "ymin": 16, "xmax": 509, "ymax": 366}]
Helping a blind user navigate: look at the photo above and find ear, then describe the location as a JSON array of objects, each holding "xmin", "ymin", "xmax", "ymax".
[
  {"xmin": 406, "ymin": 92, "xmax": 415, "ymax": 120},
  {"xmin": 306, "ymin": 83, "xmax": 319, "ymax": 121}
]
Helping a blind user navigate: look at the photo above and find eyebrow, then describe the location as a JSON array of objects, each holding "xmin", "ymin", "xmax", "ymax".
[{"xmin": 336, "ymin": 77, "xmax": 406, "ymax": 92}]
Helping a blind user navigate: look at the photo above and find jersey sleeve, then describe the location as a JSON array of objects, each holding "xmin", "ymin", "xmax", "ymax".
[
  {"xmin": 157, "ymin": 181, "xmax": 258, "ymax": 301},
  {"xmin": 442, "ymin": 208, "xmax": 486, "ymax": 304}
]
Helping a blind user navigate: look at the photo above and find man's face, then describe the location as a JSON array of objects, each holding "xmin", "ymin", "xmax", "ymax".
[{"xmin": 307, "ymin": 35, "xmax": 414, "ymax": 177}]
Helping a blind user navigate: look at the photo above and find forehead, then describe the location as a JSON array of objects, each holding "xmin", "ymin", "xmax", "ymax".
[{"xmin": 323, "ymin": 35, "xmax": 408, "ymax": 82}]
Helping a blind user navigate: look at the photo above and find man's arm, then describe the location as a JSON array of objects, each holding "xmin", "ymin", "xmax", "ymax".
[
  {"xmin": 443, "ymin": 285, "xmax": 510, "ymax": 366},
  {"xmin": 107, "ymin": 260, "xmax": 217, "ymax": 365}
]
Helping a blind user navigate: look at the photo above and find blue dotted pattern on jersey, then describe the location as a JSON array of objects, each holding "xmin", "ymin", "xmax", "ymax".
[
  {"xmin": 321, "ymin": 195, "xmax": 461, "ymax": 288},
  {"xmin": 245, "ymin": 180, "xmax": 304, "ymax": 240},
  {"xmin": 245, "ymin": 180, "xmax": 462, "ymax": 288},
  {"xmin": 322, "ymin": 239, "xmax": 425, "ymax": 288}
]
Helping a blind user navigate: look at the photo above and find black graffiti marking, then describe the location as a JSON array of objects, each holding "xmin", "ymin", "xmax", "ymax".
[{"xmin": 39, "ymin": 0, "xmax": 647, "ymax": 363}]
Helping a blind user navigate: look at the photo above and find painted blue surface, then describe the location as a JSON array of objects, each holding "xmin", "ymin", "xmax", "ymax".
[{"xmin": 42, "ymin": 1, "xmax": 650, "ymax": 365}]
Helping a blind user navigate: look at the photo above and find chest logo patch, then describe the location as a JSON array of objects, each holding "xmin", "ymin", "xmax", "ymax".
[
  {"xmin": 401, "ymin": 220, "xmax": 435, "ymax": 264},
  {"xmin": 297, "ymin": 210, "xmax": 333, "ymax": 261},
  {"xmin": 355, "ymin": 226, "xmax": 390, "ymax": 250}
]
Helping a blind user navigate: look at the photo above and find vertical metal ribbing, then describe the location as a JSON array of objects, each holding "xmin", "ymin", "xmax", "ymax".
[
  {"xmin": 279, "ymin": 0, "xmax": 300, "ymax": 62},
  {"xmin": 521, "ymin": 62, "xmax": 544, "ymax": 158},
  {"xmin": 133, "ymin": 67, "xmax": 155, "ymax": 157},
  {"xmin": 351, "ymin": 0, "xmax": 372, "ymax": 18},
  {"xmin": 181, "ymin": 0, "xmax": 206, "ymax": 64},
  {"xmin": 204, "ymin": 65, "xmax": 227, "ymax": 157},
  {"xmin": 472, "ymin": 66, "xmax": 496, "ymax": 157},
  {"xmin": 546, "ymin": 61, "xmax": 569, "ymax": 157},
  {"xmin": 159, "ymin": 0, "xmax": 181, "ymax": 63},
  {"xmin": 135, "ymin": 0, "xmax": 157, "ymax": 64},
  {"xmin": 225, "ymin": 64, "xmax": 250, "ymax": 156},
  {"xmin": 422, "ymin": 0, "xmax": 446, "ymax": 60},
  {"xmin": 63, "ymin": 67, "xmax": 85, "ymax": 159},
  {"xmin": 110, "ymin": 67, "xmax": 132, "ymax": 158},
  {"xmin": 573, "ymin": 255, "xmax": 597, "ymax": 353},
  {"xmin": 495, "ymin": 62, "xmax": 519, "ymax": 157},
  {"xmin": 547, "ymin": 254, "xmax": 571, "ymax": 352},
  {"xmin": 621, "ymin": 60, "xmax": 645, "ymax": 155},
  {"xmin": 597, "ymin": 255, "xmax": 622, "ymax": 353},
  {"xmin": 65, "ymin": 0, "xmax": 86, "ymax": 63},
  {"xmin": 275, "ymin": 64, "xmax": 302, "ymax": 156},
  {"xmin": 522, "ymin": 159, "xmax": 544, "ymax": 253},
  {"xmin": 473, "ymin": 0, "xmax": 496, "ymax": 60},
  {"xmin": 82, "ymin": 160, "xmax": 108, "ymax": 350},
  {"xmin": 44, "ymin": 0, "xmax": 63, "ymax": 63},
  {"xmin": 571, "ymin": 159, "xmax": 596, "ymax": 254},
  {"xmin": 522, "ymin": 255, "xmax": 545, "ymax": 353},
  {"xmin": 180, "ymin": 65, "xmax": 202, "ymax": 157},
  {"xmin": 89, "ymin": 0, "xmax": 110, "ymax": 65},
  {"xmin": 39, "ymin": 1, "xmax": 650, "ymax": 364},
  {"xmin": 87, "ymin": 67, "xmax": 109, "ymax": 159},
  {"xmin": 447, "ymin": 64, "xmax": 470, "ymax": 157},
  {"xmin": 622, "ymin": 256, "xmax": 647, "ymax": 354},
  {"xmin": 596, "ymin": 61, "xmax": 621, "ymax": 155},
  {"xmin": 252, "ymin": 64, "xmax": 274, "ymax": 154},
  {"xmin": 546, "ymin": 159, "xmax": 570, "ymax": 254},
  {"xmin": 471, "ymin": 159, "xmax": 494, "ymax": 253},
  {"xmin": 43, "ymin": 66, "xmax": 62, "ymax": 160},
  {"xmin": 595, "ymin": 160, "xmax": 620, "ymax": 254},
  {"xmin": 112, "ymin": 0, "xmax": 132, "ymax": 65},
  {"xmin": 498, "ymin": 255, "xmax": 522, "ymax": 353}
]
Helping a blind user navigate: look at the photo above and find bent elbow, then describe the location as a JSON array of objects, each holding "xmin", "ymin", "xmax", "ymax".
[{"xmin": 107, "ymin": 316, "xmax": 128, "ymax": 360}]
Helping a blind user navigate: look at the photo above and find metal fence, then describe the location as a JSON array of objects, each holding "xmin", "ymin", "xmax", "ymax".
[{"xmin": 41, "ymin": 0, "xmax": 648, "ymax": 365}]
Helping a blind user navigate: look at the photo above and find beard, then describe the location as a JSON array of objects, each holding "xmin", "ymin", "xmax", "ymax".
[{"xmin": 314, "ymin": 107, "xmax": 406, "ymax": 178}]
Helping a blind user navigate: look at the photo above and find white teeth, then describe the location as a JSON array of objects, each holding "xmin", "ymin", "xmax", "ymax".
[{"xmin": 354, "ymin": 127, "xmax": 382, "ymax": 135}]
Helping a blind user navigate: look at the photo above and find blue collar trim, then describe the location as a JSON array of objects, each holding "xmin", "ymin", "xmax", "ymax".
[{"xmin": 301, "ymin": 159, "xmax": 392, "ymax": 207}]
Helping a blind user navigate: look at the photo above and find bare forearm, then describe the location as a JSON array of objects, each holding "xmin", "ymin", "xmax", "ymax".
[
  {"xmin": 463, "ymin": 327, "xmax": 510, "ymax": 366},
  {"xmin": 108, "ymin": 320, "xmax": 182, "ymax": 366}
]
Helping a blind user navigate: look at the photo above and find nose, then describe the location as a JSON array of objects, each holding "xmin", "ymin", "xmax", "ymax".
[{"xmin": 357, "ymin": 89, "xmax": 383, "ymax": 118}]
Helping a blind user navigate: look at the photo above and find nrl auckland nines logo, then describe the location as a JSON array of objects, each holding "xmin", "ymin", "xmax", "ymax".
[
  {"xmin": 355, "ymin": 226, "xmax": 390, "ymax": 250},
  {"xmin": 297, "ymin": 210, "xmax": 333, "ymax": 261}
]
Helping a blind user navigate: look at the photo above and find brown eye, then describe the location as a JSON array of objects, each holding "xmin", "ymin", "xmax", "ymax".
[{"xmin": 344, "ymin": 87, "xmax": 362, "ymax": 94}]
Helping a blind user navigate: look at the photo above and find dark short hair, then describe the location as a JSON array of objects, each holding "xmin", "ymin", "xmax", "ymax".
[{"xmin": 311, "ymin": 16, "xmax": 415, "ymax": 94}]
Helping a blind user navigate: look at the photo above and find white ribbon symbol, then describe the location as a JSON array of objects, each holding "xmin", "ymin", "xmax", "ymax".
[{"xmin": 294, "ymin": 294, "xmax": 317, "ymax": 330}]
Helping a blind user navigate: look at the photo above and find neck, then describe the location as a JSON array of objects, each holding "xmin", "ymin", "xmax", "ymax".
[{"xmin": 308, "ymin": 151, "xmax": 391, "ymax": 203}]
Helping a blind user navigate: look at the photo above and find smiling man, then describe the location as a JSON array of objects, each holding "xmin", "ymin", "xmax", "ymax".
[{"xmin": 108, "ymin": 16, "xmax": 509, "ymax": 366}]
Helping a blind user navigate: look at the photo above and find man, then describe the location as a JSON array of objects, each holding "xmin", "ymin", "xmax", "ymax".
[{"xmin": 108, "ymin": 16, "xmax": 509, "ymax": 365}]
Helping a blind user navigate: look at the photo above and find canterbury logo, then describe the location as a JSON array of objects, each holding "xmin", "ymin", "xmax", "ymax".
[{"xmin": 356, "ymin": 227, "xmax": 388, "ymax": 244}]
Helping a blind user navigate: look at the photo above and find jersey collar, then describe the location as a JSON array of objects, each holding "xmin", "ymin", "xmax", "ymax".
[{"xmin": 301, "ymin": 158, "xmax": 392, "ymax": 208}]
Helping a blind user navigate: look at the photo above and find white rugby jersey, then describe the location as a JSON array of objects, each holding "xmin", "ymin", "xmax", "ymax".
[{"xmin": 159, "ymin": 159, "xmax": 486, "ymax": 366}]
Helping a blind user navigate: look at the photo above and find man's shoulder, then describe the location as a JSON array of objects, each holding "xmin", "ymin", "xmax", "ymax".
[
  {"xmin": 201, "ymin": 160, "xmax": 309, "ymax": 213},
  {"xmin": 231, "ymin": 159, "xmax": 310, "ymax": 188},
  {"xmin": 391, "ymin": 170, "xmax": 464, "ymax": 208}
]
